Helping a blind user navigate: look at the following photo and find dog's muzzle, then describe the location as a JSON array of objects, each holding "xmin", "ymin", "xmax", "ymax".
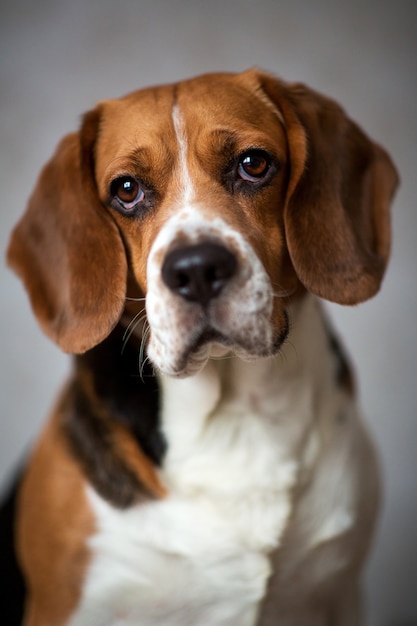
[{"xmin": 145, "ymin": 214, "xmax": 281, "ymax": 377}]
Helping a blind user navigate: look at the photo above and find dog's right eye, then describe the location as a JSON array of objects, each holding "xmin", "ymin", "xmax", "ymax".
[
  {"xmin": 110, "ymin": 176, "xmax": 145, "ymax": 214},
  {"xmin": 238, "ymin": 151, "xmax": 271, "ymax": 181}
]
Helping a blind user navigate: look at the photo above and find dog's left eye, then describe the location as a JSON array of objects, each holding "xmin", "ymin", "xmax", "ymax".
[
  {"xmin": 110, "ymin": 176, "xmax": 145, "ymax": 213},
  {"xmin": 238, "ymin": 150, "xmax": 271, "ymax": 182}
]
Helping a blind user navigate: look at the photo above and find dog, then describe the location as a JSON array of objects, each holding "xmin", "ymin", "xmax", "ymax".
[{"xmin": 3, "ymin": 69, "xmax": 398, "ymax": 625}]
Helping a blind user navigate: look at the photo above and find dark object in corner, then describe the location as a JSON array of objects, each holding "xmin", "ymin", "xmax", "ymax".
[{"xmin": 0, "ymin": 471, "xmax": 26, "ymax": 625}]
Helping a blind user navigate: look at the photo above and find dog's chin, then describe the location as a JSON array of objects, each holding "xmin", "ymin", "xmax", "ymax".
[
  {"xmin": 148, "ymin": 328, "xmax": 232, "ymax": 378},
  {"xmin": 148, "ymin": 318, "xmax": 289, "ymax": 378}
]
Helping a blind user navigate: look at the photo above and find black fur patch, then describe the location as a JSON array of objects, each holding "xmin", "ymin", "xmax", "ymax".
[
  {"xmin": 62, "ymin": 325, "xmax": 165, "ymax": 508},
  {"xmin": 0, "ymin": 472, "xmax": 26, "ymax": 625}
]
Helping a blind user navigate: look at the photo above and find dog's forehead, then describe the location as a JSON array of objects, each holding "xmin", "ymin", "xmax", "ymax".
[
  {"xmin": 95, "ymin": 73, "xmax": 282, "ymax": 176},
  {"xmin": 175, "ymin": 72, "xmax": 277, "ymax": 124},
  {"xmin": 95, "ymin": 83, "xmax": 176, "ymax": 173},
  {"xmin": 114, "ymin": 72, "xmax": 273, "ymax": 126}
]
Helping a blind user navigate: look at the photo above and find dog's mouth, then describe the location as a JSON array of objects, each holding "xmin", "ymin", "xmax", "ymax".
[
  {"xmin": 194, "ymin": 326, "xmax": 233, "ymax": 351},
  {"xmin": 145, "ymin": 305, "xmax": 290, "ymax": 378},
  {"xmin": 192, "ymin": 315, "xmax": 289, "ymax": 356},
  {"xmin": 169, "ymin": 326, "xmax": 232, "ymax": 376}
]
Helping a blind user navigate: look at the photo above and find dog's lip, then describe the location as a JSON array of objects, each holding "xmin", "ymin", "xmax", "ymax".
[
  {"xmin": 151, "ymin": 316, "xmax": 290, "ymax": 377},
  {"xmin": 178, "ymin": 312, "xmax": 289, "ymax": 367},
  {"xmin": 167, "ymin": 325, "xmax": 232, "ymax": 374},
  {"xmin": 193, "ymin": 326, "xmax": 232, "ymax": 350}
]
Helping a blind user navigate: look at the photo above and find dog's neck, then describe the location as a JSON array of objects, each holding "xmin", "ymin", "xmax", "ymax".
[
  {"xmin": 69, "ymin": 292, "xmax": 350, "ymax": 510},
  {"xmin": 157, "ymin": 294, "xmax": 342, "ymax": 509},
  {"xmin": 159, "ymin": 293, "xmax": 334, "ymax": 432}
]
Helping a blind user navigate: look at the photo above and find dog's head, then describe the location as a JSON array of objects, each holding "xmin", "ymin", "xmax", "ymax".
[{"xmin": 7, "ymin": 70, "xmax": 398, "ymax": 376}]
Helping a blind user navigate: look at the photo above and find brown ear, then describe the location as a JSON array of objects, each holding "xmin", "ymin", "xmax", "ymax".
[
  {"xmin": 257, "ymin": 72, "xmax": 399, "ymax": 304},
  {"xmin": 7, "ymin": 108, "xmax": 127, "ymax": 353}
]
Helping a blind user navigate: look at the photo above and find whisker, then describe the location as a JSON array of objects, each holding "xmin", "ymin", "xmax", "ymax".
[
  {"xmin": 139, "ymin": 322, "xmax": 150, "ymax": 361},
  {"xmin": 125, "ymin": 296, "xmax": 146, "ymax": 302},
  {"xmin": 123, "ymin": 311, "xmax": 147, "ymax": 341},
  {"xmin": 121, "ymin": 311, "xmax": 147, "ymax": 354},
  {"xmin": 139, "ymin": 355, "xmax": 153, "ymax": 381},
  {"xmin": 139, "ymin": 324, "xmax": 152, "ymax": 381}
]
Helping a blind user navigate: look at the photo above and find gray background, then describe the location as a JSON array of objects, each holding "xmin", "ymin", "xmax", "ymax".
[{"xmin": 1, "ymin": 1, "xmax": 416, "ymax": 624}]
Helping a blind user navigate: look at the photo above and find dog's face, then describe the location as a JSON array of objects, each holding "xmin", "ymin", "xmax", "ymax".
[
  {"xmin": 94, "ymin": 74, "xmax": 292, "ymax": 375},
  {"xmin": 7, "ymin": 70, "xmax": 398, "ymax": 376}
]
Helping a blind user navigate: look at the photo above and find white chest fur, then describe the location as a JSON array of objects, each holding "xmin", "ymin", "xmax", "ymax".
[{"xmin": 70, "ymin": 297, "xmax": 369, "ymax": 626}]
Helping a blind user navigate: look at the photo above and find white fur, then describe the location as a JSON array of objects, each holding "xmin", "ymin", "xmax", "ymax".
[
  {"xmin": 172, "ymin": 104, "xmax": 194, "ymax": 204},
  {"xmin": 146, "ymin": 209, "xmax": 274, "ymax": 377},
  {"xmin": 70, "ymin": 296, "xmax": 375, "ymax": 626}
]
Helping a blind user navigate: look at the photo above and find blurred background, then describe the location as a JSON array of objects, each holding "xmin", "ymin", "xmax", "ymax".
[{"xmin": 1, "ymin": 1, "xmax": 416, "ymax": 624}]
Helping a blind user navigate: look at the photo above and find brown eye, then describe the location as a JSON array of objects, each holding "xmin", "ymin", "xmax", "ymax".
[
  {"xmin": 114, "ymin": 177, "xmax": 143, "ymax": 203},
  {"xmin": 110, "ymin": 176, "xmax": 144, "ymax": 213},
  {"xmin": 238, "ymin": 150, "xmax": 271, "ymax": 182}
]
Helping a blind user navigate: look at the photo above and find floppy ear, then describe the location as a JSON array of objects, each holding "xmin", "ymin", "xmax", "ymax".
[
  {"xmin": 256, "ymin": 72, "xmax": 399, "ymax": 304},
  {"xmin": 7, "ymin": 108, "xmax": 127, "ymax": 353}
]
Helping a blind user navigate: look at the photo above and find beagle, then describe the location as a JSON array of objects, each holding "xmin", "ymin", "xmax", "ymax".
[{"xmin": 4, "ymin": 69, "xmax": 398, "ymax": 625}]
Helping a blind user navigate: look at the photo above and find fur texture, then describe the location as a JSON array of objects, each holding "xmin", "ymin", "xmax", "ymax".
[{"xmin": 5, "ymin": 69, "xmax": 398, "ymax": 625}]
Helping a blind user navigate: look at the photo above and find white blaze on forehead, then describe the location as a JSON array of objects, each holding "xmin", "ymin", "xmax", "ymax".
[{"xmin": 172, "ymin": 104, "xmax": 194, "ymax": 204}]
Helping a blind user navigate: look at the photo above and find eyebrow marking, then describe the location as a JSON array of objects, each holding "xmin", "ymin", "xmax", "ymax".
[{"xmin": 172, "ymin": 104, "xmax": 194, "ymax": 204}]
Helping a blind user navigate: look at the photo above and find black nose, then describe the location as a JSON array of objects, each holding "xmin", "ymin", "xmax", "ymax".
[{"xmin": 161, "ymin": 243, "xmax": 237, "ymax": 306}]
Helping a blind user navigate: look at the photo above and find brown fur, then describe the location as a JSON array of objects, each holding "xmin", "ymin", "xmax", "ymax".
[{"xmin": 16, "ymin": 410, "xmax": 94, "ymax": 626}]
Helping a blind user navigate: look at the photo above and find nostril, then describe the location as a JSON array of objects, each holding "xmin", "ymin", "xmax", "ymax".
[
  {"xmin": 161, "ymin": 243, "xmax": 237, "ymax": 305},
  {"xmin": 174, "ymin": 269, "xmax": 191, "ymax": 290}
]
